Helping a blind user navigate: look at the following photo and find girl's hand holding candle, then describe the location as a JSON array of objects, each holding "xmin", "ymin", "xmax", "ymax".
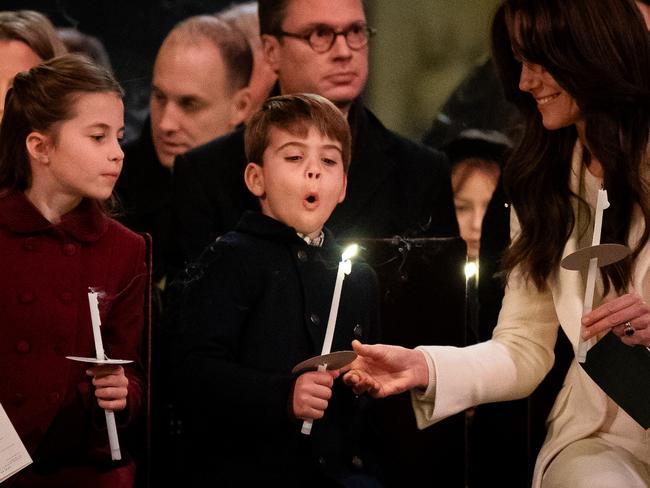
[{"xmin": 86, "ymin": 365, "xmax": 129, "ymax": 411}]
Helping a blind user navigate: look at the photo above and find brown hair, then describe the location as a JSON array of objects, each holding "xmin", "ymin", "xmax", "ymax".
[
  {"xmin": 492, "ymin": 0, "xmax": 650, "ymax": 292},
  {"xmin": 245, "ymin": 93, "xmax": 351, "ymax": 172},
  {"xmin": 258, "ymin": 0, "xmax": 367, "ymax": 36},
  {"xmin": 451, "ymin": 159, "xmax": 501, "ymax": 195},
  {"xmin": 0, "ymin": 54, "xmax": 123, "ymax": 191},
  {"xmin": 258, "ymin": 0, "xmax": 290, "ymax": 36},
  {"xmin": 167, "ymin": 15, "xmax": 253, "ymax": 93},
  {"xmin": 0, "ymin": 10, "xmax": 66, "ymax": 60}
]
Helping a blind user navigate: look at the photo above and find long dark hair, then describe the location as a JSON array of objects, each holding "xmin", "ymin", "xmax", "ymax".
[
  {"xmin": 492, "ymin": 0, "xmax": 650, "ymax": 292},
  {"xmin": 0, "ymin": 54, "xmax": 123, "ymax": 192}
]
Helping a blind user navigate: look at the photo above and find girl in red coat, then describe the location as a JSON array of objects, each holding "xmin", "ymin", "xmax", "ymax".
[{"xmin": 0, "ymin": 54, "xmax": 146, "ymax": 487}]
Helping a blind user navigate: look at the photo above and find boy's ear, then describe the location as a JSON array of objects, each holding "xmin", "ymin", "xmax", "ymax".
[
  {"xmin": 229, "ymin": 87, "xmax": 252, "ymax": 128},
  {"xmin": 337, "ymin": 173, "xmax": 348, "ymax": 203},
  {"xmin": 25, "ymin": 131, "xmax": 52, "ymax": 165},
  {"xmin": 261, "ymin": 35, "xmax": 281, "ymax": 74},
  {"xmin": 244, "ymin": 162, "xmax": 266, "ymax": 198}
]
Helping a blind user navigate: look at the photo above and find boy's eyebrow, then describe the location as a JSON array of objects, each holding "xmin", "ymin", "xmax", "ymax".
[{"xmin": 278, "ymin": 141, "xmax": 343, "ymax": 154}]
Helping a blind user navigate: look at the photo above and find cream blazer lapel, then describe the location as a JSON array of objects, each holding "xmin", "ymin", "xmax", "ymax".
[{"xmin": 549, "ymin": 140, "xmax": 586, "ymax": 352}]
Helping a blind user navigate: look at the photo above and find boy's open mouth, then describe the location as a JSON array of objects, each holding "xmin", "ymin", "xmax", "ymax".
[{"xmin": 304, "ymin": 192, "xmax": 319, "ymax": 206}]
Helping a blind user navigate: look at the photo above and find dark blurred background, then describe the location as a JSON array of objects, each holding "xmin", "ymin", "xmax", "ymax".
[
  {"xmin": 3, "ymin": 0, "xmax": 236, "ymax": 140},
  {"xmin": 2, "ymin": 0, "xmax": 502, "ymax": 141}
]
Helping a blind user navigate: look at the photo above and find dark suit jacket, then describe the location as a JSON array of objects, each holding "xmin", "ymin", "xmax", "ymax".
[
  {"xmin": 171, "ymin": 98, "xmax": 459, "ymax": 267},
  {"xmin": 116, "ymin": 119, "xmax": 172, "ymax": 283},
  {"xmin": 175, "ymin": 211, "xmax": 381, "ymax": 486},
  {"xmin": 0, "ymin": 191, "xmax": 146, "ymax": 487}
]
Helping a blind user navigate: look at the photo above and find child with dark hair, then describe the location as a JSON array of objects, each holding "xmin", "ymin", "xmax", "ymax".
[
  {"xmin": 442, "ymin": 129, "xmax": 510, "ymax": 260},
  {"xmin": 0, "ymin": 54, "xmax": 145, "ymax": 487},
  {"xmin": 177, "ymin": 93, "xmax": 382, "ymax": 487}
]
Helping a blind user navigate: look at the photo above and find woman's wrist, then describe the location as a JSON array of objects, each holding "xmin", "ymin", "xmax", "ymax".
[{"xmin": 412, "ymin": 349, "xmax": 431, "ymax": 389}]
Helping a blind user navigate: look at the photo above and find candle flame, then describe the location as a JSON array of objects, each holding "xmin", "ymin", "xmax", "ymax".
[
  {"xmin": 464, "ymin": 261, "xmax": 478, "ymax": 279},
  {"xmin": 342, "ymin": 243, "xmax": 359, "ymax": 261}
]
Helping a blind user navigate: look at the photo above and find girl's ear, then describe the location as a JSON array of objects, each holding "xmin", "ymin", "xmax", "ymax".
[
  {"xmin": 244, "ymin": 162, "xmax": 266, "ymax": 198},
  {"xmin": 26, "ymin": 131, "xmax": 52, "ymax": 165}
]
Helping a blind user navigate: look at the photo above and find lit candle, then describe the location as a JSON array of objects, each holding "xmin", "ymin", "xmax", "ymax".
[
  {"xmin": 301, "ymin": 244, "xmax": 359, "ymax": 435},
  {"xmin": 578, "ymin": 189, "xmax": 609, "ymax": 363},
  {"xmin": 320, "ymin": 244, "xmax": 359, "ymax": 356},
  {"xmin": 87, "ymin": 289, "xmax": 122, "ymax": 461}
]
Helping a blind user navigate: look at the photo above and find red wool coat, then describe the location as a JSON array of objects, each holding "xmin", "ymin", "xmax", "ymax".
[{"xmin": 0, "ymin": 190, "xmax": 146, "ymax": 487}]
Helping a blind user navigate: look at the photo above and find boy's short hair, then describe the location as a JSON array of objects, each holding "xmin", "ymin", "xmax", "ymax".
[{"xmin": 245, "ymin": 93, "xmax": 352, "ymax": 172}]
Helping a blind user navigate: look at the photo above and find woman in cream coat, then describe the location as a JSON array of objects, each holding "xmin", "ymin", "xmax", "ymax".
[{"xmin": 344, "ymin": 0, "xmax": 650, "ymax": 486}]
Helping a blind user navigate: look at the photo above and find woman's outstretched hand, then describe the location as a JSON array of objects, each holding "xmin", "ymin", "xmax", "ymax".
[{"xmin": 343, "ymin": 340, "xmax": 429, "ymax": 398}]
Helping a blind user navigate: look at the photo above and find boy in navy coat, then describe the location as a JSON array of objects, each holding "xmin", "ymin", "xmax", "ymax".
[{"xmin": 176, "ymin": 93, "xmax": 382, "ymax": 487}]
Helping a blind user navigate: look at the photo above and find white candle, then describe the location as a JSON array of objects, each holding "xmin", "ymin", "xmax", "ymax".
[
  {"xmin": 320, "ymin": 244, "xmax": 358, "ymax": 356},
  {"xmin": 578, "ymin": 189, "xmax": 609, "ymax": 363},
  {"xmin": 88, "ymin": 291, "xmax": 105, "ymax": 361},
  {"xmin": 87, "ymin": 289, "xmax": 122, "ymax": 461},
  {"xmin": 301, "ymin": 244, "xmax": 358, "ymax": 435}
]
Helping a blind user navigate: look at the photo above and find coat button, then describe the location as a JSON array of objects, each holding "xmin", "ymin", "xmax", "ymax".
[
  {"xmin": 60, "ymin": 291, "xmax": 73, "ymax": 303},
  {"xmin": 11, "ymin": 393, "xmax": 25, "ymax": 406},
  {"xmin": 63, "ymin": 243, "xmax": 77, "ymax": 256},
  {"xmin": 310, "ymin": 313, "xmax": 320, "ymax": 325},
  {"xmin": 22, "ymin": 237, "xmax": 38, "ymax": 251},
  {"xmin": 16, "ymin": 340, "xmax": 30, "ymax": 353},
  {"xmin": 19, "ymin": 292, "xmax": 35, "ymax": 304},
  {"xmin": 318, "ymin": 456, "xmax": 326, "ymax": 466},
  {"xmin": 353, "ymin": 324, "xmax": 363, "ymax": 340},
  {"xmin": 352, "ymin": 455, "xmax": 364, "ymax": 468},
  {"xmin": 297, "ymin": 250, "xmax": 308, "ymax": 262},
  {"xmin": 63, "ymin": 244, "xmax": 77, "ymax": 256}
]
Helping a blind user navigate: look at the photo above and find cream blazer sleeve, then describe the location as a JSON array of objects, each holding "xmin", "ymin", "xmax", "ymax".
[{"xmin": 411, "ymin": 212, "xmax": 560, "ymax": 428}]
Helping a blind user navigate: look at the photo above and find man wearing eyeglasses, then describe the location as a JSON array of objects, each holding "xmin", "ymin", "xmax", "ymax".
[
  {"xmin": 170, "ymin": 0, "xmax": 458, "ymax": 269},
  {"xmin": 261, "ymin": 0, "xmax": 372, "ymax": 116}
]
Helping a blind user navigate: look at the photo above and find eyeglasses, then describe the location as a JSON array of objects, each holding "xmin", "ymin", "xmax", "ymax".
[{"xmin": 275, "ymin": 23, "xmax": 376, "ymax": 53}]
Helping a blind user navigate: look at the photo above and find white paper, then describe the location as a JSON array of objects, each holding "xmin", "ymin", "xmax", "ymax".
[{"xmin": 0, "ymin": 402, "xmax": 32, "ymax": 483}]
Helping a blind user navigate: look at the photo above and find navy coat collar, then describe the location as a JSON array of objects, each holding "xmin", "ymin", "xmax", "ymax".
[{"xmin": 235, "ymin": 210, "xmax": 340, "ymax": 257}]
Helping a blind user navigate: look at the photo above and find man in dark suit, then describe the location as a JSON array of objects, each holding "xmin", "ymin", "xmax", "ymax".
[
  {"xmin": 172, "ymin": 0, "xmax": 459, "ymax": 267},
  {"xmin": 114, "ymin": 16, "xmax": 253, "ymax": 487},
  {"xmin": 117, "ymin": 15, "xmax": 253, "ymax": 283}
]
